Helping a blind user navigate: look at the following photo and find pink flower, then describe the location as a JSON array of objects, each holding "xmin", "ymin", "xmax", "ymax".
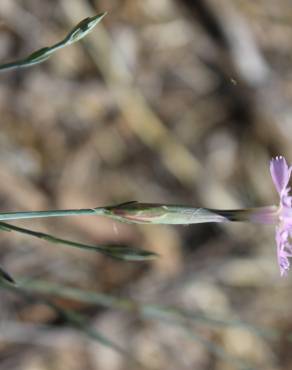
[{"xmin": 270, "ymin": 156, "xmax": 292, "ymax": 276}]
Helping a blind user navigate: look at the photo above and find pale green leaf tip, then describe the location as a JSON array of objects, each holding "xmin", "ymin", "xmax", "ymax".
[
  {"xmin": 66, "ymin": 11, "xmax": 108, "ymax": 44},
  {"xmin": 98, "ymin": 11, "xmax": 108, "ymax": 19},
  {"xmin": 101, "ymin": 246, "xmax": 159, "ymax": 261},
  {"xmin": 88, "ymin": 11, "xmax": 108, "ymax": 26}
]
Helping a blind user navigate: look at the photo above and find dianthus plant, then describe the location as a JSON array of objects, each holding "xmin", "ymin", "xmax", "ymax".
[{"xmin": 0, "ymin": 156, "xmax": 290, "ymax": 277}]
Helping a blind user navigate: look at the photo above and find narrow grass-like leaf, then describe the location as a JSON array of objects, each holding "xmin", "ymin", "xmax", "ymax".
[
  {"xmin": 0, "ymin": 279, "xmax": 261, "ymax": 369},
  {"xmin": 0, "ymin": 13, "xmax": 106, "ymax": 71},
  {"xmin": 0, "ymin": 281, "xmax": 138, "ymax": 364},
  {"xmin": 17, "ymin": 279, "xmax": 277, "ymax": 340},
  {"xmin": 11, "ymin": 279, "xmax": 267, "ymax": 370},
  {"xmin": 0, "ymin": 221, "xmax": 157, "ymax": 261},
  {"xmin": 47, "ymin": 302, "xmax": 134, "ymax": 359},
  {"xmin": 0, "ymin": 266, "xmax": 15, "ymax": 284}
]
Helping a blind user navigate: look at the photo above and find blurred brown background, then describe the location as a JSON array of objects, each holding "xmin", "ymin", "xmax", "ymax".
[{"xmin": 0, "ymin": 0, "xmax": 292, "ymax": 369}]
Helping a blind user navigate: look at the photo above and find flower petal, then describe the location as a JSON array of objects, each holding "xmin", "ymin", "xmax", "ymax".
[
  {"xmin": 270, "ymin": 156, "xmax": 291, "ymax": 195},
  {"xmin": 276, "ymin": 226, "xmax": 291, "ymax": 276}
]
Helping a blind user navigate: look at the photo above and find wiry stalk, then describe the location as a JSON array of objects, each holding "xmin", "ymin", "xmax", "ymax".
[
  {"xmin": 0, "ymin": 202, "xmax": 278, "ymax": 225},
  {"xmin": 0, "ymin": 220, "xmax": 157, "ymax": 261}
]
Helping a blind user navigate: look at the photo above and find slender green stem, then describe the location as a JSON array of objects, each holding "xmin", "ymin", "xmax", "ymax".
[
  {"xmin": 0, "ymin": 208, "xmax": 104, "ymax": 221},
  {"xmin": 0, "ymin": 221, "xmax": 157, "ymax": 261},
  {"xmin": 0, "ymin": 202, "xmax": 278, "ymax": 225}
]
